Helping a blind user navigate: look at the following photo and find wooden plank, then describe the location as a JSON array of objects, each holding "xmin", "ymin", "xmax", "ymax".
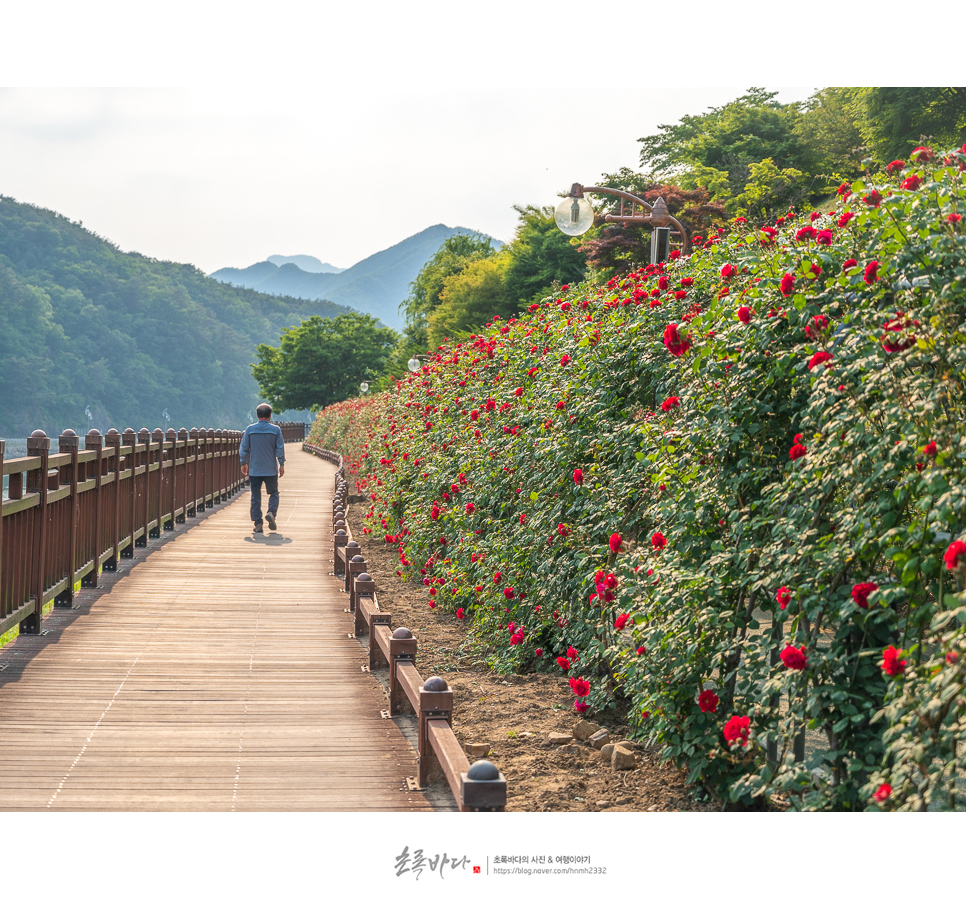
[{"xmin": 0, "ymin": 451, "xmax": 436, "ymax": 812}]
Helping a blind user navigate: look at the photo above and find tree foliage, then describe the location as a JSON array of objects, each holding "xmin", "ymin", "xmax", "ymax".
[{"xmin": 251, "ymin": 311, "xmax": 397, "ymax": 412}]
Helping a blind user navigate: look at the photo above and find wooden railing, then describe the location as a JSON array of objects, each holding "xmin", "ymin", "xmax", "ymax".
[
  {"xmin": 304, "ymin": 441, "xmax": 507, "ymax": 812},
  {"xmin": 1, "ymin": 426, "xmax": 245, "ymax": 636},
  {"xmin": 277, "ymin": 421, "xmax": 307, "ymax": 443}
]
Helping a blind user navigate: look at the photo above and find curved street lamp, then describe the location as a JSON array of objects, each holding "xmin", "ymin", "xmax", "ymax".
[
  {"xmin": 408, "ymin": 354, "xmax": 432, "ymax": 372},
  {"xmin": 555, "ymin": 184, "xmax": 690, "ymax": 263}
]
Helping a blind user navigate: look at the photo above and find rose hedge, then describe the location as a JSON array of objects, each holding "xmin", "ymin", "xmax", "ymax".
[{"xmin": 312, "ymin": 145, "xmax": 966, "ymax": 811}]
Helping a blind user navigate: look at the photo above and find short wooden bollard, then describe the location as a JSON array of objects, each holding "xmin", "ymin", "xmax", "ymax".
[
  {"xmin": 333, "ymin": 530, "xmax": 348, "ymax": 576},
  {"xmin": 352, "ymin": 572, "xmax": 377, "ymax": 636},
  {"xmin": 418, "ymin": 676, "xmax": 454, "ymax": 788}
]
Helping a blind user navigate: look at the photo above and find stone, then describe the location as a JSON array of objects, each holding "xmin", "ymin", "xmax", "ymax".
[
  {"xmin": 549, "ymin": 732, "xmax": 573, "ymax": 745},
  {"xmin": 612, "ymin": 744, "xmax": 638, "ymax": 771},
  {"xmin": 600, "ymin": 743, "xmax": 616, "ymax": 760},
  {"xmin": 466, "ymin": 743, "xmax": 491, "ymax": 758},
  {"xmin": 573, "ymin": 719, "xmax": 602, "ymax": 741},
  {"xmin": 588, "ymin": 728, "xmax": 610, "ymax": 749},
  {"xmin": 596, "ymin": 800, "xmax": 611, "ymax": 809},
  {"xmin": 554, "ymin": 743, "xmax": 580, "ymax": 757}
]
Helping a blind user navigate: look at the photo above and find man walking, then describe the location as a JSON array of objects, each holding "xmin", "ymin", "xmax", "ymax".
[{"xmin": 240, "ymin": 403, "xmax": 286, "ymax": 533}]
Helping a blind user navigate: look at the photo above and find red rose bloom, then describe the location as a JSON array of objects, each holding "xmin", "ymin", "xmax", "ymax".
[
  {"xmin": 556, "ymin": 656, "xmax": 570, "ymax": 671},
  {"xmin": 780, "ymin": 644, "xmax": 808, "ymax": 670},
  {"xmin": 780, "ymin": 273, "xmax": 795, "ymax": 297},
  {"xmin": 573, "ymin": 468, "xmax": 584, "ymax": 485},
  {"xmin": 922, "ymin": 441, "xmax": 937, "ymax": 456},
  {"xmin": 837, "ymin": 182, "xmax": 851, "ymax": 197},
  {"xmin": 843, "ymin": 258, "xmax": 857, "ymax": 271},
  {"xmin": 651, "ymin": 532, "xmax": 667, "ymax": 551},
  {"xmin": 808, "ymin": 351, "xmax": 832, "ymax": 370},
  {"xmin": 567, "ymin": 646, "xmax": 579, "ymax": 661},
  {"xmin": 881, "ymin": 311, "xmax": 917, "ymax": 352},
  {"xmin": 852, "ymin": 582, "xmax": 878, "ymax": 609},
  {"xmin": 663, "ymin": 323, "xmax": 692, "ymax": 357},
  {"xmin": 503, "ymin": 586, "xmax": 515, "ymax": 600},
  {"xmin": 900, "ymin": 175, "xmax": 922, "ymax": 191},
  {"xmin": 864, "ymin": 189, "xmax": 883, "ymax": 208},
  {"xmin": 614, "ymin": 613, "xmax": 631, "ymax": 631},
  {"xmin": 723, "ymin": 715, "xmax": 751, "ymax": 747},
  {"xmin": 881, "ymin": 645, "xmax": 906, "ymax": 677},
  {"xmin": 560, "ymin": 354, "xmax": 571, "ymax": 366},
  {"xmin": 465, "ymin": 502, "xmax": 475, "ymax": 513},
  {"xmin": 873, "ymin": 783, "xmax": 892, "ymax": 803},
  {"xmin": 944, "ymin": 540, "xmax": 966, "ymax": 569},
  {"xmin": 569, "ymin": 677, "xmax": 590, "ymax": 697},
  {"xmin": 661, "ymin": 396, "xmax": 680, "ymax": 412},
  {"xmin": 698, "ymin": 690, "xmax": 719, "ymax": 713},
  {"xmin": 837, "ymin": 212, "xmax": 855, "ymax": 228},
  {"xmin": 720, "ymin": 263, "xmax": 737, "ymax": 279},
  {"xmin": 609, "ymin": 533, "xmax": 623, "ymax": 553},
  {"xmin": 947, "ymin": 213, "xmax": 962, "ymax": 224},
  {"xmin": 817, "ymin": 229, "xmax": 833, "ymax": 245},
  {"xmin": 886, "ymin": 160, "xmax": 906, "ymax": 175},
  {"xmin": 776, "ymin": 586, "xmax": 792, "ymax": 610},
  {"xmin": 863, "ymin": 260, "xmax": 879, "ymax": 284},
  {"xmin": 737, "ymin": 306, "xmax": 752, "ymax": 324},
  {"xmin": 911, "ymin": 145, "xmax": 934, "ymax": 163}
]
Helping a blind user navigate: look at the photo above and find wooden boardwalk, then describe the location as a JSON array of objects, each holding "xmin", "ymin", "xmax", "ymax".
[{"xmin": 0, "ymin": 450, "xmax": 435, "ymax": 811}]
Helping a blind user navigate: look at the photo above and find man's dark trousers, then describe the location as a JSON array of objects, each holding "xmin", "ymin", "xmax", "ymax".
[{"xmin": 250, "ymin": 475, "xmax": 279, "ymax": 524}]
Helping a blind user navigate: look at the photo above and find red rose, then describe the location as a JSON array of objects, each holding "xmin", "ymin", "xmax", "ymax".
[
  {"xmin": 837, "ymin": 212, "xmax": 855, "ymax": 228},
  {"xmin": 886, "ymin": 160, "xmax": 906, "ymax": 175},
  {"xmin": 661, "ymin": 396, "xmax": 680, "ymax": 411},
  {"xmin": 723, "ymin": 715, "xmax": 751, "ymax": 747},
  {"xmin": 698, "ymin": 690, "xmax": 719, "ymax": 713},
  {"xmin": 852, "ymin": 582, "xmax": 878, "ymax": 609},
  {"xmin": 570, "ymin": 677, "xmax": 590, "ymax": 697},
  {"xmin": 651, "ymin": 532, "xmax": 667, "ymax": 551},
  {"xmin": 737, "ymin": 306, "xmax": 752, "ymax": 324},
  {"xmin": 911, "ymin": 145, "xmax": 934, "ymax": 163},
  {"xmin": 534, "ymin": 648, "xmax": 543, "ymax": 656},
  {"xmin": 795, "ymin": 226, "xmax": 817, "ymax": 242},
  {"xmin": 817, "ymin": 229, "xmax": 833, "ymax": 245},
  {"xmin": 720, "ymin": 263, "xmax": 737, "ymax": 279},
  {"xmin": 780, "ymin": 273, "xmax": 795, "ymax": 297},
  {"xmin": 864, "ymin": 189, "xmax": 883, "ymax": 208},
  {"xmin": 567, "ymin": 646, "xmax": 579, "ymax": 660},
  {"xmin": 609, "ymin": 533, "xmax": 623, "ymax": 553},
  {"xmin": 948, "ymin": 213, "xmax": 962, "ymax": 224},
  {"xmin": 560, "ymin": 354, "xmax": 571, "ymax": 366},
  {"xmin": 873, "ymin": 783, "xmax": 892, "ymax": 803},
  {"xmin": 944, "ymin": 540, "xmax": 966, "ymax": 570},
  {"xmin": 493, "ymin": 571, "xmax": 502, "ymax": 583},
  {"xmin": 808, "ymin": 351, "xmax": 832, "ymax": 370},
  {"xmin": 776, "ymin": 586, "xmax": 792, "ymax": 610},
  {"xmin": 503, "ymin": 586, "xmax": 515, "ymax": 600},
  {"xmin": 510, "ymin": 630, "xmax": 523, "ymax": 645},
  {"xmin": 837, "ymin": 182, "xmax": 851, "ymax": 197},
  {"xmin": 922, "ymin": 441, "xmax": 937, "ymax": 456},
  {"xmin": 573, "ymin": 468, "xmax": 584, "ymax": 485},
  {"xmin": 556, "ymin": 656, "xmax": 570, "ymax": 671},
  {"xmin": 614, "ymin": 613, "xmax": 631, "ymax": 631},
  {"xmin": 780, "ymin": 644, "xmax": 808, "ymax": 670},
  {"xmin": 881, "ymin": 645, "xmax": 906, "ymax": 677},
  {"xmin": 663, "ymin": 323, "xmax": 692, "ymax": 357},
  {"xmin": 465, "ymin": 502, "xmax": 474, "ymax": 513},
  {"xmin": 843, "ymin": 258, "xmax": 857, "ymax": 270},
  {"xmin": 863, "ymin": 260, "xmax": 879, "ymax": 284},
  {"xmin": 900, "ymin": 175, "xmax": 922, "ymax": 191}
]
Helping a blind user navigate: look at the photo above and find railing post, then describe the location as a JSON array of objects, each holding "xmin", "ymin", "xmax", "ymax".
[
  {"xmin": 213, "ymin": 428, "xmax": 223, "ymax": 504},
  {"xmin": 201, "ymin": 429, "xmax": 213, "ymax": 509},
  {"xmin": 55, "ymin": 428, "xmax": 80, "ymax": 608},
  {"xmin": 353, "ymin": 570, "xmax": 376, "ymax": 637},
  {"xmin": 136, "ymin": 428, "xmax": 151, "ymax": 544},
  {"xmin": 187, "ymin": 428, "xmax": 199, "ymax": 517},
  {"xmin": 334, "ymin": 528, "xmax": 348, "ymax": 576},
  {"xmin": 165, "ymin": 428, "xmax": 177, "ymax": 530},
  {"xmin": 177, "ymin": 429, "xmax": 189, "ymax": 522},
  {"xmin": 418, "ymin": 675, "xmax": 454, "ymax": 788},
  {"xmin": 150, "ymin": 428, "xmax": 164, "ymax": 537},
  {"xmin": 121, "ymin": 428, "xmax": 137, "ymax": 557},
  {"xmin": 344, "ymin": 543, "xmax": 363, "ymax": 593},
  {"xmin": 22, "ymin": 429, "xmax": 50, "ymax": 634},
  {"xmin": 104, "ymin": 429, "xmax": 122, "ymax": 569},
  {"xmin": 388, "ymin": 626, "xmax": 417, "ymax": 713},
  {"xmin": 83, "ymin": 429, "xmax": 103, "ymax": 587}
]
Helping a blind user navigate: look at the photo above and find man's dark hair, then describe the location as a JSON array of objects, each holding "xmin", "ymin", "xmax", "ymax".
[{"xmin": 256, "ymin": 403, "xmax": 272, "ymax": 419}]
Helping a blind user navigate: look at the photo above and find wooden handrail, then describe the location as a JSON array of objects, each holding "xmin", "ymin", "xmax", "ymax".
[
  {"xmin": 307, "ymin": 441, "xmax": 507, "ymax": 812},
  {"xmin": 1, "ymin": 426, "xmax": 245, "ymax": 635}
]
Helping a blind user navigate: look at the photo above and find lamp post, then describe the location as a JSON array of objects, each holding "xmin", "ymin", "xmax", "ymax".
[
  {"xmin": 407, "ymin": 354, "xmax": 432, "ymax": 372},
  {"xmin": 555, "ymin": 184, "xmax": 690, "ymax": 263},
  {"xmin": 360, "ymin": 380, "xmax": 370, "ymax": 394}
]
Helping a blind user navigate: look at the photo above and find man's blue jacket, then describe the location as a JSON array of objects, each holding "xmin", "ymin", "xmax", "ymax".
[{"xmin": 240, "ymin": 420, "xmax": 285, "ymax": 476}]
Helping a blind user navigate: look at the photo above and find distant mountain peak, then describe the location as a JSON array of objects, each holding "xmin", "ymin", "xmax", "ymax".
[{"xmin": 267, "ymin": 254, "xmax": 344, "ymax": 274}]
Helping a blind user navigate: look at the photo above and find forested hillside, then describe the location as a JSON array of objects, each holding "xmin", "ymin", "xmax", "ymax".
[{"xmin": 0, "ymin": 196, "xmax": 350, "ymax": 437}]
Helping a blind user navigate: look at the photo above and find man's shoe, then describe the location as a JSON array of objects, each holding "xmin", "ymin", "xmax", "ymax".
[
  {"xmin": 253, "ymin": 521, "xmax": 263, "ymax": 533},
  {"xmin": 266, "ymin": 511, "xmax": 277, "ymax": 531}
]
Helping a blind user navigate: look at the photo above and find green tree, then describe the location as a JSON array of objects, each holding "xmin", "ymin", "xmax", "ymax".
[
  {"xmin": 428, "ymin": 249, "xmax": 515, "ymax": 348},
  {"xmin": 638, "ymin": 87, "xmax": 815, "ymax": 197},
  {"xmin": 502, "ymin": 205, "xmax": 587, "ymax": 309},
  {"xmin": 730, "ymin": 157, "xmax": 806, "ymax": 222},
  {"xmin": 852, "ymin": 87, "xmax": 966, "ymax": 164},
  {"xmin": 794, "ymin": 86, "xmax": 866, "ymax": 178},
  {"xmin": 251, "ymin": 311, "xmax": 397, "ymax": 411}
]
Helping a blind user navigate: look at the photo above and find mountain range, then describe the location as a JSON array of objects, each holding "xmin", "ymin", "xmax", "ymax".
[{"xmin": 211, "ymin": 224, "xmax": 501, "ymax": 330}]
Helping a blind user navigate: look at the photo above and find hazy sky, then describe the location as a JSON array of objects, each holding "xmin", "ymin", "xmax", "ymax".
[{"xmin": 4, "ymin": 0, "xmax": 954, "ymax": 277}]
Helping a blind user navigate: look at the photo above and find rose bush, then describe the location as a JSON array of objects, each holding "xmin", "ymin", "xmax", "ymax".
[{"xmin": 310, "ymin": 145, "xmax": 966, "ymax": 811}]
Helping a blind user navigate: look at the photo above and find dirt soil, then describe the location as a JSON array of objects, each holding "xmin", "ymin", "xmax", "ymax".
[{"xmin": 347, "ymin": 502, "xmax": 716, "ymax": 813}]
